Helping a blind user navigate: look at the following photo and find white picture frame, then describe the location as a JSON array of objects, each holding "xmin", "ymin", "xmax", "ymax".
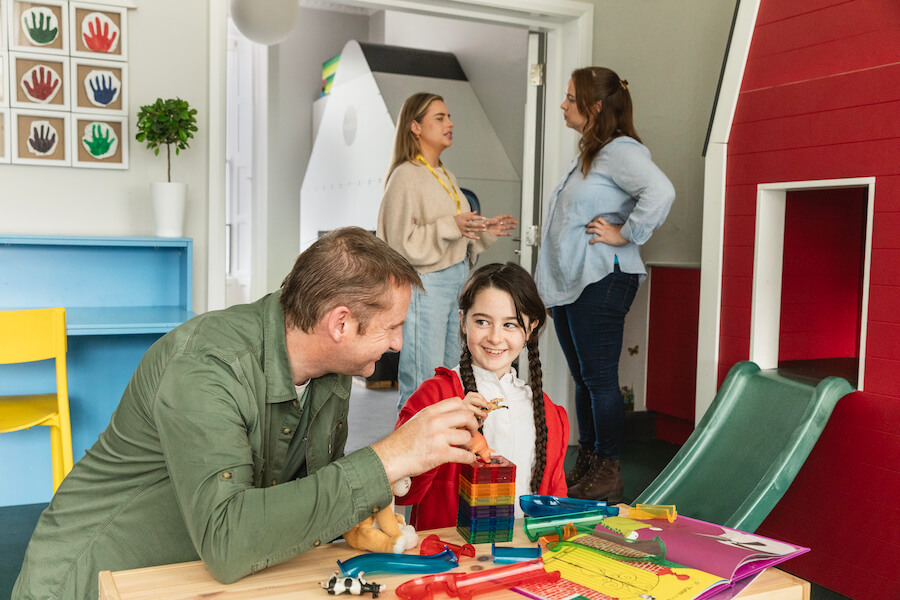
[
  {"xmin": 8, "ymin": 0, "xmax": 69, "ymax": 55},
  {"xmin": 0, "ymin": 52, "xmax": 8, "ymax": 104},
  {"xmin": 0, "ymin": 0, "xmax": 7, "ymax": 51},
  {"xmin": 69, "ymin": 1, "xmax": 126, "ymax": 62},
  {"xmin": 70, "ymin": 111, "xmax": 126, "ymax": 168},
  {"xmin": 69, "ymin": 56, "xmax": 124, "ymax": 115},
  {"xmin": 9, "ymin": 51, "xmax": 69, "ymax": 111},
  {"xmin": 11, "ymin": 107, "xmax": 69, "ymax": 165},
  {"xmin": 0, "ymin": 108, "xmax": 11, "ymax": 162}
]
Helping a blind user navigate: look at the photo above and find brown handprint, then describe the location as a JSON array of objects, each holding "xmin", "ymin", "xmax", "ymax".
[
  {"xmin": 22, "ymin": 66, "xmax": 60, "ymax": 102},
  {"xmin": 83, "ymin": 15, "xmax": 118, "ymax": 53},
  {"xmin": 29, "ymin": 122, "xmax": 58, "ymax": 155}
]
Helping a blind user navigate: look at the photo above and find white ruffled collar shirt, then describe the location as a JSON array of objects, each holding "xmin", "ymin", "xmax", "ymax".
[{"xmin": 453, "ymin": 363, "xmax": 536, "ymax": 518}]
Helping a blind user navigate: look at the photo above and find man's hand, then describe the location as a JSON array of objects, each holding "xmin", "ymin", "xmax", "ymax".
[{"xmin": 372, "ymin": 398, "xmax": 478, "ymax": 483}]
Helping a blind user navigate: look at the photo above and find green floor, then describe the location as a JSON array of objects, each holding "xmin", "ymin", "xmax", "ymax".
[{"xmin": 1, "ymin": 435, "xmax": 850, "ymax": 599}]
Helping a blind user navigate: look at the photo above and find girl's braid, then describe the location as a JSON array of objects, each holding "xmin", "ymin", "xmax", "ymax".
[{"xmin": 527, "ymin": 336, "xmax": 547, "ymax": 493}]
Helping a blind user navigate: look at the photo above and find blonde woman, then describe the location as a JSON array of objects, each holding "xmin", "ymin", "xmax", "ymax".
[{"xmin": 377, "ymin": 92, "xmax": 516, "ymax": 408}]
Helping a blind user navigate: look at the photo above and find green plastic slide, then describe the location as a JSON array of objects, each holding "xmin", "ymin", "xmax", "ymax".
[{"xmin": 635, "ymin": 360, "xmax": 853, "ymax": 532}]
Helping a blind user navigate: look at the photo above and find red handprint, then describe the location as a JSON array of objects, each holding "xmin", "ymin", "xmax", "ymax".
[
  {"xmin": 22, "ymin": 66, "xmax": 60, "ymax": 102},
  {"xmin": 83, "ymin": 15, "xmax": 118, "ymax": 53}
]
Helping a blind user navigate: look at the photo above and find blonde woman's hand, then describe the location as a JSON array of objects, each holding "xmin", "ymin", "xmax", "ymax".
[
  {"xmin": 586, "ymin": 216, "xmax": 628, "ymax": 246},
  {"xmin": 455, "ymin": 211, "xmax": 487, "ymax": 239},
  {"xmin": 485, "ymin": 214, "xmax": 517, "ymax": 237}
]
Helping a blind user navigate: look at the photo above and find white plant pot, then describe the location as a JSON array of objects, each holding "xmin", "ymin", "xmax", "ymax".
[{"xmin": 151, "ymin": 182, "xmax": 187, "ymax": 237}]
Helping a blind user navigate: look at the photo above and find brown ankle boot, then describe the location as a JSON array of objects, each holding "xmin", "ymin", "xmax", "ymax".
[
  {"xmin": 568, "ymin": 457, "xmax": 624, "ymax": 503},
  {"xmin": 565, "ymin": 445, "xmax": 594, "ymax": 488}
]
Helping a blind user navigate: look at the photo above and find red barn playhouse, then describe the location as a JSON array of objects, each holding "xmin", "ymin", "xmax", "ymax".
[{"xmin": 695, "ymin": 0, "xmax": 900, "ymax": 597}]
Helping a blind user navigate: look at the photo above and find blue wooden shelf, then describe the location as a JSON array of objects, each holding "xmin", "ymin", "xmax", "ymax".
[{"xmin": 0, "ymin": 235, "xmax": 195, "ymax": 506}]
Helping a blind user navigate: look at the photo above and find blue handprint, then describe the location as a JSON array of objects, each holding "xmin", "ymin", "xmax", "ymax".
[{"xmin": 88, "ymin": 73, "xmax": 119, "ymax": 106}]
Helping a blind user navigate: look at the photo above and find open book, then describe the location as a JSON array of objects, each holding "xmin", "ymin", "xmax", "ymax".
[{"xmin": 514, "ymin": 513, "xmax": 808, "ymax": 600}]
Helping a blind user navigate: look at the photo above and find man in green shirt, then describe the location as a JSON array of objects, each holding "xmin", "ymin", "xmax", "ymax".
[{"xmin": 13, "ymin": 227, "xmax": 480, "ymax": 600}]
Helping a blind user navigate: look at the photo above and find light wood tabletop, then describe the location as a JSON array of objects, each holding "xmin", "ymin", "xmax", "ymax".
[{"xmin": 98, "ymin": 524, "xmax": 810, "ymax": 600}]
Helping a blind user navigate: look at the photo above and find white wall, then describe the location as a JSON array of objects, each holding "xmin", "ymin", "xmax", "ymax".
[
  {"xmin": 263, "ymin": 7, "xmax": 369, "ymax": 293},
  {"xmin": 0, "ymin": 0, "xmax": 212, "ymax": 313},
  {"xmin": 375, "ymin": 11, "xmax": 528, "ymax": 180},
  {"xmin": 590, "ymin": 0, "xmax": 735, "ymax": 268}
]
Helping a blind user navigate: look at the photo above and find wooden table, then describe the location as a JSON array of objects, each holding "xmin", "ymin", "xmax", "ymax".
[{"xmin": 98, "ymin": 525, "xmax": 810, "ymax": 600}]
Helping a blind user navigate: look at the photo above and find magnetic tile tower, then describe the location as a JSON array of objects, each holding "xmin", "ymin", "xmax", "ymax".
[{"xmin": 456, "ymin": 455, "xmax": 516, "ymax": 543}]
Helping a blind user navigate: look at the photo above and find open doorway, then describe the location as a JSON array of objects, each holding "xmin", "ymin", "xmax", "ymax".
[
  {"xmin": 215, "ymin": 0, "xmax": 592, "ymax": 308},
  {"xmin": 749, "ymin": 178, "xmax": 874, "ymax": 390}
]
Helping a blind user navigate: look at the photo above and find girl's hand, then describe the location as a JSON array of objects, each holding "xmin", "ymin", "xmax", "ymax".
[
  {"xmin": 586, "ymin": 216, "xmax": 628, "ymax": 246},
  {"xmin": 463, "ymin": 391, "xmax": 490, "ymax": 423},
  {"xmin": 485, "ymin": 214, "xmax": 518, "ymax": 237}
]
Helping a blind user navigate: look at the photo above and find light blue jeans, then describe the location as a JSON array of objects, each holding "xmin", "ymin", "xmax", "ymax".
[{"xmin": 398, "ymin": 260, "xmax": 468, "ymax": 409}]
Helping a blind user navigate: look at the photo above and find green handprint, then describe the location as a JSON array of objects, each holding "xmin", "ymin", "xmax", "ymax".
[
  {"xmin": 83, "ymin": 124, "xmax": 116, "ymax": 158},
  {"xmin": 24, "ymin": 10, "xmax": 59, "ymax": 45}
]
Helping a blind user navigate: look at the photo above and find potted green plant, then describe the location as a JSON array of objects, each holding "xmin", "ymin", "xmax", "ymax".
[{"xmin": 135, "ymin": 97, "xmax": 198, "ymax": 237}]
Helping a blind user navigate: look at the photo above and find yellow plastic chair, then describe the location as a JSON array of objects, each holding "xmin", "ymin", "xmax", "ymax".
[{"xmin": 0, "ymin": 308, "xmax": 73, "ymax": 492}]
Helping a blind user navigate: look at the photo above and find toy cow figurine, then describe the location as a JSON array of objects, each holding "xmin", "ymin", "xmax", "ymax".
[{"xmin": 320, "ymin": 571, "xmax": 385, "ymax": 598}]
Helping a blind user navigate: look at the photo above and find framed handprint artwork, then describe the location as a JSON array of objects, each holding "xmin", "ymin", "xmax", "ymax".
[
  {"xmin": 69, "ymin": 2, "xmax": 125, "ymax": 61},
  {"xmin": 2, "ymin": 0, "xmax": 128, "ymax": 169},
  {"xmin": 0, "ymin": 109, "xmax": 10, "ymax": 162},
  {"xmin": 70, "ymin": 56, "xmax": 124, "ymax": 114},
  {"xmin": 10, "ymin": 52, "xmax": 69, "ymax": 110},
  {"xmin": 8, "ymin": 0, "xmax": 69, "ymax": 55},
  {"xmin": 71, "ymin": 113, "xmax": 125, "ymax": 168},
  {"xmin": 11, "ymin": 108, "xmax": 69, "ymax": 165}
]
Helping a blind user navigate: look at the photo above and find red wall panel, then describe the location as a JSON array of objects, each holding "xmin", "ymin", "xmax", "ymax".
[
  {"xmin": 646, "ymin": 267, "xmax": 701, "ymax": 444},
  {"xmin": 720, "ymin": 6, "xmax": 900, "ymax": 594},
  {"xmin": 718, "ymin": 0, "xmax": 900, "ymax": 392},
  {"xmin": 756, "ymin": 391, "xmax": 900, "ymax": 599},
  {"xmin": 778, "ymin": 189, "xmax": 865, "ymax": 360}
]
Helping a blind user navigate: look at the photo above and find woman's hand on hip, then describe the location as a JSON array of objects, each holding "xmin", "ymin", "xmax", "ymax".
[
  {"xmin": 455, "ymin": 211, "xmax": 487, "ymax": 239},
  {"xmin": 485, "ymin": 214, "xmax": 517, "ymax": 237},
  {"xmin": 587, "ymin": 216, "xmax": 628, "ymax": 247}
]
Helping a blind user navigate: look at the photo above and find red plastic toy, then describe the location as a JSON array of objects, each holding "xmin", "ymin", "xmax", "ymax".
[
  {"xmin": 419, "ymin": 534, "xmax": 476, "ymax": 559},
  {"xmin": 394, "ymin": 557, "xmax": 559, "ymax": 600}
]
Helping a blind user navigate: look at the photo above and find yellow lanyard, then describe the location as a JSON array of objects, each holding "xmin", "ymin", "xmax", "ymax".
[{"xmin": 416, "ymin": 154, "xmax": 461, "ymax": 214}]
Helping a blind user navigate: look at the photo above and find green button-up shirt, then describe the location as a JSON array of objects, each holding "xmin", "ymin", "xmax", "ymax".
[{"xmin": 13, "ymin": 292, "xmax": 393, "ymax": 600}]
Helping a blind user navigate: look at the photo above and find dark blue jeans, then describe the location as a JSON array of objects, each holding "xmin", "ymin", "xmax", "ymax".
[{"xmin": 551, "ymin": 266, "xmax": 639, "ymax": 461}]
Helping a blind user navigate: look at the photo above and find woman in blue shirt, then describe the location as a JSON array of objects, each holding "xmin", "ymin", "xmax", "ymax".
[{"xmin": 535, "ymin": 66, "xmax": 675, "ymax": 502}]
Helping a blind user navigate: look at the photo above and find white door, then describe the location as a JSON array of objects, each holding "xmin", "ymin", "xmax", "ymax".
[{"xmin": 225, "ymin": 19, "xmax": 253, "ymax": 307}]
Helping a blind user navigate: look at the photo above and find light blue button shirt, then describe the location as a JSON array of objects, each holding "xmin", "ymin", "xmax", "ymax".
[{"xmin": 535, "ymin": 136, "xmax": 675, "ymax": 308}]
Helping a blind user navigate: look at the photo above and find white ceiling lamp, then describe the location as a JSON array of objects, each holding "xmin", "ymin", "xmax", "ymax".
[{"xmin": 229, "ymin": 0, "xmax": 300, "ymax": 45}]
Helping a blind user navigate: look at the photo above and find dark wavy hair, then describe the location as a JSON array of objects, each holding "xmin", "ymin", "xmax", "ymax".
[
  {"xmin": 457, "ymin": 262, "xmax": 548, "ymax": 493},
  {"xmin": 571, "ymin": 66, "xmax": 641, "ymax": 176}
]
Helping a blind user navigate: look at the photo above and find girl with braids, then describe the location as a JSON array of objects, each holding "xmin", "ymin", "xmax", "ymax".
[
  {"xmin": 394, "ymin": 262, "xmax": 569, "ymax": 530},
  {"xmin": 535, "ymin": 67, "xmax": 675, "ymax": 503}
]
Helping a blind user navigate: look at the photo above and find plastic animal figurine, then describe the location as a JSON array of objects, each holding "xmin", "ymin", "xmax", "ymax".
[
  {"xmin": 470, "ymin": 431, "xmax": 494, "ymax": 462},
  {"xmin": 486, "ymin": 398, "xmax": 508, "ymax": 413},
  {"xmin": 320, "ymin": 571, "xmax": 385, "ymax": 597}
]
